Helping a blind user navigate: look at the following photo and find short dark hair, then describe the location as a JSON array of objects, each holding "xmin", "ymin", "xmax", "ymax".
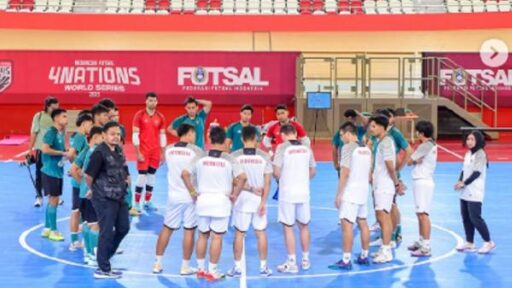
[
  {"xmin": 146, "ymin": 92, "xmax": 157, "ymax": 99},
  {"xmin": 242, "ymin": 126, "xmax": 258, "ymax": 142},
  {"xmin": 78, "ymin": 109, "xmax": 92, "ymax": 118},
  {"xmin": 44, "ymin": 96, "xmax": 59, "ymax": 112},
  {"xmin": 275, "ymin": 104, "xmax": 288, "ymax": 112},
  {"xmin": 415, "ymin": 120, "xmax": 434, "ymax": 138},
  {"xmin": 209, "ymin": 126, "xmax": 226, "ymax": 145},
  {"xmin": 241, "ymin": 104, "xmax": 254, "ymax": 113},
  {"xmin": 369, "ymin": 114, "xmax": 389, "ymax": 130},
  {"xmin": 386, "ymin": 108, "xmax": 396, "ymax": 117},
  {"xmin": 91, "ymin": 104, "xmax": 109, "ymax": 116},
  {"xmin": 102, "ymin": 121, "xmax": 120, "ymax": 133},
  {"xmin": 87, "ymin": 126, "xmax": 103, "ymax": 142},
  {"xmin": 340, "ymin": 121, "xmax": 357, "ymax": 135},
  {"xmin": 98, "ymin": 98, "xmax": 116, "ymax": 109},
  {"xmin": 76, "ymin": 114, "xmax": 93, "ymax": 127},
  {"xmin": 184, "ymin": 96, "xmax": 198, "ymax": 106},
  {"xmin": 51, "ymin": 108, "xmax": 67, "ymax": 120},
  {"xmin": 177, "ymin": 123, "xmax": 195, "ymax": 138},
  {"xmin": 375, "ymin": 108, "xmax": 392, "ymax": 118},
  {"xmin": 344, "ymin": 109, "xmax": 357, "ymax": 119},
  {"xmin": 279, "ymin": 124, "xmax": 297, "ymax": 135}
]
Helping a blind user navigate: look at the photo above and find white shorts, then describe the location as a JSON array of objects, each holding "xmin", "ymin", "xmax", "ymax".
[
  {"xmin": 164, "ymin": 202, "xmax": 197, "ymax": 230},
  {"xmin": 339, "ymin": 201, "xmax": 368, "ymax": 223},
  {"xmin": 278, "ymin": 201, "xmax": 311, "ymax": 226},
  {"xmin": 197, "ymin": 216, "xmax": 230, "ymax": 234},
  {"xmin": 374, "ymin": 192, "xmax": 394, "ymax": 213},
  {"xmin": 413, "ymin": 179, "xmax": 434, "ymax": 214},
  {"xmin": 232, "ymin": 210, "xmax": 268, "ymax": 232}
]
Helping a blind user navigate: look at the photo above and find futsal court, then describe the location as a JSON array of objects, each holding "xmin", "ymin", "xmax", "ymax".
[{"xmin": 0, "ymin": 140, "xmax": 510, "ymax": 288}]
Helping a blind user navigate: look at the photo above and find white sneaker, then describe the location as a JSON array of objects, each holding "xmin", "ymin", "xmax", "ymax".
[
  {"xmin": 277, "ymin": 260, "xmax": 299, "ymax": 273},
  {"xmin": 152, "ymin": 262, "xmax": 163, "ymax": 274},
  {"xmin": 68, "ymin": 241, "xmax": 83, "ymax": 252},
  {"xmin": 34, "ymin": 197, "xmax": 42, "ymax": 208},
  {"xmin": 180, "ymin": 266, "xmax": 198, "ymax": 276},
  {"xmin": 370, "ymin": 222, "xmax": 381, "ymax": 232},
  {"xmin": 477, "ymin": 241, "xmax": 496, "ymax": 254},
  {"xmin": 370, "ymin": 238, "xmax": 383, "ymax": 247},
  {"xmin": 373, "ymin": 248, "xmax": 393, "ymax": 264},
  {"xmin": 390, "ymin": 241, "xmax": 397, "ymax": 249},
  {"xmin": 456, "ymin": 242, "xmax": 476, "ymax": 253},
  {"xmin": 301, "ymin": 258, "xmax": 311, "ymax": 270}
]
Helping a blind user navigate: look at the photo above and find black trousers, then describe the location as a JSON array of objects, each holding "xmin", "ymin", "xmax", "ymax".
[
  {"xmin": 92, "ymin": 197, "xmax": 130, "ymax": 272},
  {"xmin": 35, "ymin": 149, "xmax": 43, "ymax": 198},
  {"xmin": 460, "ymin": 199, "xmax": 491, "ymax": 243}
]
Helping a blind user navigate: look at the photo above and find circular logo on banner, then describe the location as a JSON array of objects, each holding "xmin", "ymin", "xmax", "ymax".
[
  {"xmin": 193, "ymin": 67, "xmax": 208, "ymax": 84},
  {"xmin": 453, "ymin": 68, "xmax": 465, "ymax": 85},
  {"xmin": 480, "ymin": 39, "xmax": 509, "ymax": 68}
]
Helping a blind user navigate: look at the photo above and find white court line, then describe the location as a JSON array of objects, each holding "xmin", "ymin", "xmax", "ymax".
[
  {"xmin": 437, "ymin": 144, "xmax": 464, "ymax": 160},
  {"xmin": 241, "ymin": 237, "xmax": 247, "ymax": 288},
  {"xmin": 19, "ymin": 208, "xmax": 464, "ymax": 281}
]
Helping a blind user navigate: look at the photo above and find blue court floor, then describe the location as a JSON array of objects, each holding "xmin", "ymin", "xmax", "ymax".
[{"xmin": 0, "ymin": 161, "xmax": 510, "ymax": 288}]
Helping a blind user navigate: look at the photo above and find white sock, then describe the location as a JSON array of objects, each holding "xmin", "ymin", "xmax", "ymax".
[
  {"xmin": 382, "ymin": 245, "xmax": 391, "ymax": 253},
  {"xmin": 260, "ymin": 260, "xmax": 267, "ymax": 270},
  {"xmin": 422, "ymin": 239, "xmax": 431, "ymax": 249},
  {"xmin": 302, "ymin": 251, "xmax": 310, "ymax": 261},
  {"xmin": 181, "ymin": 259, "xmax": 190, "ymax": 269},
  {"xmin": 197, "ymin": 259, "xmax": 205, "ymax": 270},
  {"xmin": 288, "ymin": 254, "xmax": 296, "ymax": 264},
  {"xmin": 208, "ymin": 262, "xmax": 217, "ymax": 273},
  {"xmin": 234, "ymin": 260, "xmax": 241, "ymax": 269},
  {"xmin": 361, "ymin": 249, "xmax": 369, "ymax": 258},
  {"xmin": 155, "ymin": 255, "xmax": 162, "ymax": 264},
  {"xmin": 342, "ymin": 252, "xmax": 351, "ymax": 263}
]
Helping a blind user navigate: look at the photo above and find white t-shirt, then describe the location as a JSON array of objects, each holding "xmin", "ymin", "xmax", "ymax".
[
  {"xmin": 340, "ymin": 142, "xmax": 372, "ymax": 205},
  {"xmin": 273, "ymin": 140, "xmax": 316, "ymax": 203},
  {"xmin": 231, "ymin": 148, "xmax": 273, "ymax": 213},
  {"xmin": 165, "ymin": 142, "xmax": 203, "ymax": 204},
  {"xmin": 372, "ymin": 136, "xmax": 396, "ymax": 194},
  {"xmin": 185, "ymin": 149, "xmax": 245, "ymax": 217},
  {"xmin": 460, "ymin": 149, "xmax": 487, "ymax": 202},
  {"xmin": 411, "ymin": 140, "xmax": 437, "ymax": 181}
]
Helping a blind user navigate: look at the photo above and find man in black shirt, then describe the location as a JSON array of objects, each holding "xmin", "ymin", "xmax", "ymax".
[{"xmin": 85, "ymin": 121, "xmax": 130, "ymax": 279}]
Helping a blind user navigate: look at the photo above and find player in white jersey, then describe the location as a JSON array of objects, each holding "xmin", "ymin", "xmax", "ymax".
[
  {"xmin": 273, "ymin": 124, "xmax": 317, "ymax": 274},
  {"xmin": 227, "ymin": 126, "xmax": 273, "ymax": 277},
  {"xmin": 182, "ymin": 127, "xmax": 247, "ymax": 282},
  {"xmin": 152, "ymin": 123, "xmax": 203, "ymax": 275},
  {"xmin": 369, "ymin": 115, "xmax": 405, "ymax": 264},
  {"xmin": 328, "ymin": 122, "xmax": 372, "ymax": 271},
  {"xmin": 407, "ymin": 120, "xmax": 437, "ymax": 257}
]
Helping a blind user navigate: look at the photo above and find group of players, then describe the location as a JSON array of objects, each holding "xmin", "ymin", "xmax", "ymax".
[{"xmin": 26, "ymin": 91, "xmax": 495, "ymax": 280}]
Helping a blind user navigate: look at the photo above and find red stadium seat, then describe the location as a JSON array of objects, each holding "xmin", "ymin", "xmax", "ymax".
[
  {"xmin": 351, "ymin": 0, "xmax": 364, "ymax": 14},
  {"xmin": 146, "ymin": 0, "xmax": 156, "ymax": 10},
  {"xmin": 300, "ymin": 0, "xmax": 312, "ymax": 14},
  {"xmin": 158, "ymin": 0, "xmax": 170, "ymax": 12},
  {"xmin": 312, "ymin": 0, "xmax": 325, "ymax": 14},
  {"xmin": 338, "ymin": 0, "xmax": 350, "ymax": 14}
]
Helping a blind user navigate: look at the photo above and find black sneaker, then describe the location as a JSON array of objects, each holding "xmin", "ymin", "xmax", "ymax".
[{"xmin": 94, "ymin": 269, "xmax": 122, "ymax": 279}]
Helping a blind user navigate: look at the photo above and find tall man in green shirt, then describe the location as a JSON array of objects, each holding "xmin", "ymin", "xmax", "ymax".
[
  {"xmin": 41, "ymin": 108, "xmax": 73, "ymax": 242},
  {"xmin": 226, "ymin": 104, "xmax": 261, "ymax": 152},
  {"xmin": 28, "ymin": 96, "xmax": 59, "ymax": 208},
  {"xmin": 168, "ymin": 97, "xmax": 212, "ymax": 149}
]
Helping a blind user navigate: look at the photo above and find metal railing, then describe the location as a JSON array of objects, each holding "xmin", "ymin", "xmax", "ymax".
[{"xmin": 299, "ymin": 54, "xmax": 499, "ymax": 127}]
